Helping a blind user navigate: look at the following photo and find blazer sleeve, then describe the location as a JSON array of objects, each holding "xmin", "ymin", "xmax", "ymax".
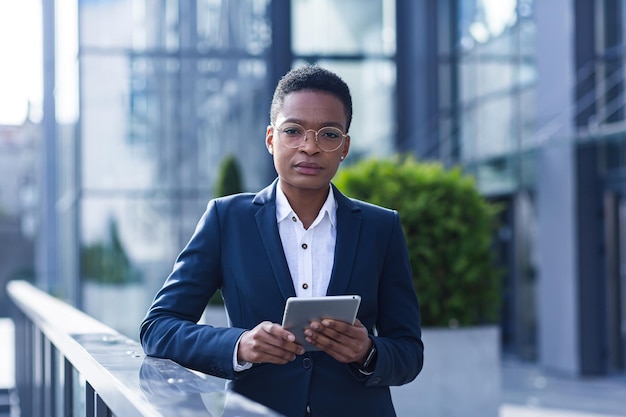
[
  {"xmin": 362, "ymin": 211, "xmax": 424, "ymax": 387},
  {"xmin": 139, "ymin": 199, "xmax": 245, "ymax": 380}
]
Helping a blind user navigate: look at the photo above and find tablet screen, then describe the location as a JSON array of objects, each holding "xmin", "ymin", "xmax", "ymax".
[{"xmin": 281, "ymin": 295, "xmax": 361, "ymax": 351}]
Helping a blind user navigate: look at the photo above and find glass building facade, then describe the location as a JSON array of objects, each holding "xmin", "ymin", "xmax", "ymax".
[
  {"xmin": 24, "ymin": 0, "xmax": 626, "ymax": 377},
  {"xmin": 44, "ymin": 0, "xmax": 399, "ymax": 338}
]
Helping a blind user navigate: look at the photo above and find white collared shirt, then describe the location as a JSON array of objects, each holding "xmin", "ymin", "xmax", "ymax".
[
  {"xmin": 275, "ymin": 183, "xmax": 337, "ymax": 297},
  {"xmin": 233, "ymin": 182, "xmax": 338, "ymax": 371}
]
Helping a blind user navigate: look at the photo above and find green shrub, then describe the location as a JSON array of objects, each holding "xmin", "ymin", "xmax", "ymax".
[
  {"xmin": 334, "ymin": 156, "xmax": 501, "ymax": 327},
  {"xmin": 81, "ymin": 218, "xmax": 142, "ymax": 284},
  {"xmin": 215, "ymin": 154, "xmax": 244, "ymax": 197},
  {"xmin": 209, "ymin": 154, "xmax": 245, "ymax": 305}
]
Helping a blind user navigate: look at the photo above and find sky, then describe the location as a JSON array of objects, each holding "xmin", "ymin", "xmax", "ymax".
[{"xmin": 0, "ymin": 0, "xmax": 43, "ymax": 125}]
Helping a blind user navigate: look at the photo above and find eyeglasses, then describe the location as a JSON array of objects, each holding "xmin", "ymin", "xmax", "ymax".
[{"xmin": 272, "ymin": 122, "xmax": 348, "ymax": 152}]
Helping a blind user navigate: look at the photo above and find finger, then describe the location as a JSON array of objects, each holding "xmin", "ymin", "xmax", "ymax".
[
  {"xmin": 305, "ymin": 330, "xmax": 355, "ymax": 362},
  {"xmin": 265, "ymin": 322, "xmax": 300, "ymax": 344},
  {"xmin": 305, "ymin": 324, "xmax": 352, "ymax": 353},
  {"xmin": 321, "ymin": 318, "xmax": 365, "ymax": 336},
  {"xmin": 314, "ymin": 319, "xmax": 363, "ymax": 345},
  {"xmin": 242, "ymin": 324, "xmax": 304, "ymax": 363},
  {"xmin": 263, "ymin": 323, "xmax": 305, "ymax": 355},
  {"xmin": 306, "ymin": 320, "xmax": 369, "ymax": 362}
]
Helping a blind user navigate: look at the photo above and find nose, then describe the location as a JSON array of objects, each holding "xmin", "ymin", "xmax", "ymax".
[{"xmin": 300, "ymin": 130, "xmax": 321, "ymax": 153}]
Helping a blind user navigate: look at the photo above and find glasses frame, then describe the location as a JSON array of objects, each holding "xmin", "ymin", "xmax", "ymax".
[{"xmin": 271, "ymin": 122, "xmax": 348, "ymax": 152}]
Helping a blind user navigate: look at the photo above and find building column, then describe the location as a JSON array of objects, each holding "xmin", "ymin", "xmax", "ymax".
[{"xmin": 534, "ymin": 0, "xmax": 579, "ymax": 376}]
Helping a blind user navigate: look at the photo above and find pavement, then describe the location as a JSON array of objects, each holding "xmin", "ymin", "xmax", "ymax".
[
  {"xmin": 499, "ymin": 357, "xmax": 626, "ymax": 417},
  {"xmin": 1, "ymin": 318, "xmax": 625, "ymax": 416}
]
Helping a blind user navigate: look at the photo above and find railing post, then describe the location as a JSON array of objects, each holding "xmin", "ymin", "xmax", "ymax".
[
  {"xmin": 13, "ymin": 310, "xmax": 32, "ymax": 417},
  {"xmin": 86, "ymin": 381, "xmax": 94, "ymax": 417},
  {"xmin": 34, "ymin": 328, "xmax": 44, "ymax": 417},
  {"xmin": 63, "ymin": 358, "xmax": 73, "ymax": 417},
  {"xmin": 43, "ymin": 338, "xmax": 56, "ymax": 416},
  {"xmin": 86, "ymin": 382, "xmax": 111, "ymax": 417},
  {"xmin": 95, "ymin": 394, "xmax": 111, "ymax": 417}
]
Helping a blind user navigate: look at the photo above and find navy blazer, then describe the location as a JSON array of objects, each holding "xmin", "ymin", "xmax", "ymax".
[{"xmin": 140, "ymin": 180, "xmax": 424, "ymax": 417}]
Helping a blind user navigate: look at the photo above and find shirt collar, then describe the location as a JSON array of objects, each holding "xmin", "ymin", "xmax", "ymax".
[{"xmin": 275, "ymin": 182, "xmax": 337, "ymax": 227}]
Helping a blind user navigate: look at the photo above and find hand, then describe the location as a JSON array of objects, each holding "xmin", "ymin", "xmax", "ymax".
[
  {"xmin": 237, "ymin": 321, "xmax": 305, "ymax": 365},
  {"xmin": 304, "ymin": 318, "xmax": 372, "ymax": 364}
]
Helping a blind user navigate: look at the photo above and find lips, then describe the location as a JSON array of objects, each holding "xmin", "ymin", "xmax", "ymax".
[{"xmin": 294, "ymin": 161, "xmax": 323, "ymax": 175}]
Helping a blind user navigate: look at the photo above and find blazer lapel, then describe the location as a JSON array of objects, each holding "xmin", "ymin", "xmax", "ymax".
[
  {"xmin": 326, "ymin": 184, "xmax": 362, "ymax": 296},
  {"xmin": 254, "ymin": 179, "xmax": 296, "ymax": 300}
]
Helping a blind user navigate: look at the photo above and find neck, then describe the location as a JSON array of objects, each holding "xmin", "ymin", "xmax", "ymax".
[{"xmin": 279, "ymin": 181, "xmax": 330, "ymax": 229}]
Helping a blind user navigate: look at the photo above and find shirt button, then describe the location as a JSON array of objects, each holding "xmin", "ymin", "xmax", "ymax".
[
  {"xmin": 301, "ymin": 243, "xmax": 308, "ymax": 249},
  {"xmin": 302, "ymin": 283, "xmax": 308, "ymax": 290},
  {"xmin": 292, "ymin": 216, "xmax": 297, "ymax": 222}
]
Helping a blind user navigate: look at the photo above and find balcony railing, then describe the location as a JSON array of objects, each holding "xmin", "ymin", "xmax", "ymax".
[{"xmin": 7, "ymin": 280, "xmax": 282, "ymax": 417}]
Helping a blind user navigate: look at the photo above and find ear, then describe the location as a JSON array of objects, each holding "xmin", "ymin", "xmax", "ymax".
[
  {"xmin": 340, "ymin": 135, "xmax": 351, "ymax": 161},
  {"xmin": 266, "ymin": 125, "xmax": 274, "ymax": 154}
]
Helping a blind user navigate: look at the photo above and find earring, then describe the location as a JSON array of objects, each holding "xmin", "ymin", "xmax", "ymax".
[{"xmin": 340, "ymin": 156, "xmax": 345, "ymax": 160}]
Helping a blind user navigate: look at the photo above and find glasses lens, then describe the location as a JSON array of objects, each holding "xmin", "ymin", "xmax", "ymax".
[
  {"xmin": 316, "ymin": 127, "xmax": 344, "ymax": 152},
  {"xmin": 277, "ymin": 123, "xmax": 305, "ymax": 148}
]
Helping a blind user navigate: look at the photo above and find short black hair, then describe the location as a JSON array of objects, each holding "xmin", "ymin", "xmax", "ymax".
[{"xmin": 270, "ymin": 65, "xmax": 353, "ymax": 131}]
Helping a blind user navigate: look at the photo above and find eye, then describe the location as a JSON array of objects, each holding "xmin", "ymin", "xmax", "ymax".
[
  {"xmin": 281, "ymin": 124, "xmax": 304, "ymax": 136},
  {"xmin": 319, "ymin": 128, "xmax": 341, "ymax": 139}
]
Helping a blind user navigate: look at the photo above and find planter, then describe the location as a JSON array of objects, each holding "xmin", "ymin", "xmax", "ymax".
[{"xmin": 391, "ymin": 325, "xmax": 501, "ymax": 417}]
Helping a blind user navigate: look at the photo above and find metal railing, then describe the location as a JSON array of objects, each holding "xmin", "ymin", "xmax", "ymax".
[{"xmin": 7, "ymin": 280, "xmax": 282, "ymax": 417}]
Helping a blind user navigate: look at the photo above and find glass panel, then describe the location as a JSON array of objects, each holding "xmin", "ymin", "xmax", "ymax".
[
  {"xmin": 80, "ymin": 196, "xmax": 211, "ymax": 337},
  {"xmin": 460, "ymin": 58, "xmax": 515, "ymax": 103},
  {"xmin": 80, "ymin": 0, "xmax": 184, "ymax": 51},
  {"xmin": 519, "ymin": 86, "xmax": 536, "ymax": 150},
  {"xmin": 457, "ymin": 0, "xmax": 536, "ymax": 167},
  {"xmin": 196, "ymin": 0, "xmax": 272, "ymax": 54},
  {"xmin": 470, "ymin": 155, "xmax": 518, "ymax": 195},
  {"xmin": 600, "ymin": 135, "xmax": 626, "ymax": 177},
  {"xmin": 292, "ymin": 0, "xmax": 395, "ymax": 56},
  {"xmin": 458, "ymin": 0, "xmax": 519, "ymax": 51},
  {"xmin": 82, "ymin": 53, "xmax": 270, "ymax": 192},
  {"xmin": 79, "ymin": 0, "xmax": 135, "ymax": 49},
  {"xmin": 461, "ymin": 95, "xmax": 514, "ymax": 160},
  {"xmin": 81, "ymin": 54, "xmax": 145, "ymax": 191}
]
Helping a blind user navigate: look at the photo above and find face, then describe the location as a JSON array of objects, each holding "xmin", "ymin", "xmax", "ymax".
[{"xmin": 266, "ymin": 90, "xmax": 350, "ymax": 197}]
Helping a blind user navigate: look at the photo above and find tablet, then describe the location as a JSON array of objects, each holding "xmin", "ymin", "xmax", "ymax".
[{"xmin": 281, "ymin": 295, "xmax": 361, "ymax": 351}]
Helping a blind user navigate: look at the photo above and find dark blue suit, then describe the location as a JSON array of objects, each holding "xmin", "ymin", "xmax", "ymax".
[{"xmin": 140, "ymin": 180, "xmax": 424, "ymax": 417}]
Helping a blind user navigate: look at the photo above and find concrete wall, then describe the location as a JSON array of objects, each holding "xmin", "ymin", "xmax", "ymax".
[{"xmin": 391, "ymin": 326, "xmax": 501, "ymax": 417}]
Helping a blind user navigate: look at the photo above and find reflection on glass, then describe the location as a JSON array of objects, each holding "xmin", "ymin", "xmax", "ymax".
[
  {"xmin": 456, "ymin": 0, "xmax": 536, "ymax": 179},
  {"xmin": 139, "ymin": 357, "xmax": 282, "ymax": 416},
  {"xmin": 292, "ymin": 0, "xmax": 395, "ymax": 55}
]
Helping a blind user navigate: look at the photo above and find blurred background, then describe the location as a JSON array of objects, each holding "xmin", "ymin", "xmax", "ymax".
[{"xmin": 0, "ymin": 0, "xmax": 624, "ymax": 383}]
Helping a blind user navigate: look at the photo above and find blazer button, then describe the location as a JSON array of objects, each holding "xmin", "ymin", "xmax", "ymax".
[{"xmin": 302, "ymin": 357, "xmax": 312, "ymax": 369}]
